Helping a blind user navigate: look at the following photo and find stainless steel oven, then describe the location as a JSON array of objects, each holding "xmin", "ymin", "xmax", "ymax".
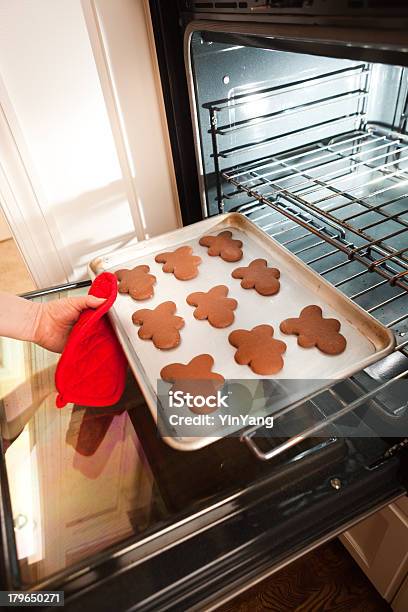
[
  {"xmin": 150, "ymin": 1, "xmax": 408, "ymax": 460},
  {"xmin": 149, "ymin": 2, "xmax": 408, "ymax": 605}
]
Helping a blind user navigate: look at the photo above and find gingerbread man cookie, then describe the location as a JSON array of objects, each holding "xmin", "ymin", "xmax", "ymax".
[
  {"xmin": 199, "ymin": 230, "xmax": 243, "ymax": 262},
  {"xmin": 115, "ymin": 265, "xmax": 156, "ymax": 300},
  {"xmin": 228, "ymin": 324, "xmax": 286, "ymax": 375},
  {"xmin": 280, "ymin": 305, "xmax": 346, "ymax": 355},
  {"xmin": 160, "ymin": 354, "xmax": 225, "ymax": 414},
  {"xmin": 232, "ymin": 258, "xmax": 280, "ymax": 296},
  {"xmin": 132, "ymin": 301, "xmax": 184, "ymax": 350},
  {"xmin": 155, "ymin": 246, "xmax": 201, "ymax": 280},
  {"xmin": 186, "ymin": 285, "xmax": 237, "ymax": 328}
]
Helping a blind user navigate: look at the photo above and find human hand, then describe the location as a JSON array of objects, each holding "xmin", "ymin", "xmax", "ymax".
[{"xmin": 33, "ymin": 295, "xmax": 105, "ymax": 353}]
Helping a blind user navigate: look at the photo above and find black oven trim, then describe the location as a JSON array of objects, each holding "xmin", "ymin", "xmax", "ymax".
[
  {"xmin": 149, "ymin": 1, "xmax": 202, "ymax": 227},
  {"xmin": 0, "ymin": 436, "xmax": 19, "ymax": 590},
  {"xmin": 179, "ymin": 5, "xmax": 408, "ymax": 29},
  {"xmin": 200, "ymin": 30, "xmax": 408, "ymax": 67},
  {"xmin": 39, "ymin": 458, "xmax": 407, "ymax": 610}
]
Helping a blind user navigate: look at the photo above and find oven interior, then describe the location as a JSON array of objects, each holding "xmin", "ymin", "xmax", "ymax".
[{"xmin": 190, "ymin": 32, "xmax": 408, "ymax": 457}]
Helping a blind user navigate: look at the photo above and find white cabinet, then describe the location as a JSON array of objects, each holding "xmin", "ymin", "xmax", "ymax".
[{"xmin": 340, "ymin": 496, "xmax": 408, "ymax": 603}]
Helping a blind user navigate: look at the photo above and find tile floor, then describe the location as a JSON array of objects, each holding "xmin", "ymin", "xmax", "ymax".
[{"xmin": 219, "ymin": 540, "xmax": 390, "ymax": 612}]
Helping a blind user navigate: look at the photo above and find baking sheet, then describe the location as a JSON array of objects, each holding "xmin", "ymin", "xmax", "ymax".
[{"xmin": 89, "ymin": 213, "xmax": 395, "ymax": 450}]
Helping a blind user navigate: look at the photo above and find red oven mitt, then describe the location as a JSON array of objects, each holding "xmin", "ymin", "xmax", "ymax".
[{"xmin": 55, "ymin": 272, "xmax": 128, "ymax": 408}]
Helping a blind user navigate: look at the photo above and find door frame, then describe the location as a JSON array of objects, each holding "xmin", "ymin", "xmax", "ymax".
[{"xmin": 0, "ymin": 76, "xmax": 72, "ymax": 289}]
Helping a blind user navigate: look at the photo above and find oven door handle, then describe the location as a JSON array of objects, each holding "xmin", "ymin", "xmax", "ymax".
[
  {"xmin": 241, "ymin": 365, "xmax": 408, "ymax": 461},
  {"xmin": 240, "ymin": 428, "xmax": 338, "ymax": 462},
  {"xmin": 241, "ymin": 429, "xmax": 300, "ymax": 461}
]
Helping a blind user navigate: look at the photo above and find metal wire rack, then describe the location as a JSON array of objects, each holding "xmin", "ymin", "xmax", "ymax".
[
  {"xmin": 205, "ymin": 63, "xmax": 371, "ymax": 213},
  {"xmin": 223, "ymin": 125, "xmax": 408, "ymax": 292},
  {"xmin": 242, "ymin": 204, "xmax": 408, "ymax": 460},
  {"xmin": 237, "ymin": 196, "xmax": 408, "ymax": 460},
  {"xmin": 222, "ymin": 127, "xmax": 408, "ymax": 460},
  {"xmin": 203, "ymin": 62, "xmax": 407, "ymax": 460}
]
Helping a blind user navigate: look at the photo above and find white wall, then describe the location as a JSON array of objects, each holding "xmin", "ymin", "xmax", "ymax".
[{"xmin": 0, "ymin": 0, "xmax": 180, "ymax": 284}]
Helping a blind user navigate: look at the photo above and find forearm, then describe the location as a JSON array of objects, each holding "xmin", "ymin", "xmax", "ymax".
[{"xmin": 0, "ymin": 292, "xmax": 41, "ymax": 342}]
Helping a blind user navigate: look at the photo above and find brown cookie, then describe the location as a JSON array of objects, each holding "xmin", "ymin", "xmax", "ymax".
[
  {"xmin": 115, "ymin": 265, "xmax": 156, "ymax": 300},
  {"xmin": 132, "ymin": 301, "xmax": 184, "ymax": 350},
  {"xmin": 186, "ymin": 285, "xmax": 237, "ymax": 328},
  {"xmin": 232, "ymin": 258, "xmax": 280, "ymax": 296},
  {"xmin": 199, "ymin": 230, "xmax": 243, "ymax": 262},
  {"xmin": 155, "ymin": 245, "xmax": 201, "ymax": 280},
  {"xmin": 160, "ymin": 354, "xmax": 225, "ymax": 414},
  {"xmin": 280, "ymin": 305, "xmax": 347, "ymax": 355},
  {"xmin": 228, "ymin": 324, "xmax": 286, "ymax": 375}
]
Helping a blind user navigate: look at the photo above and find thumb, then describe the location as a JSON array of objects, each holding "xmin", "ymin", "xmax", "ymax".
[
  {"xmin": 67, "ymin": 295, "xmax": 106, "ymax": 313},
  {"xmin": 85, "ymin": 295, "xmax": 107, "ymax": 309}
]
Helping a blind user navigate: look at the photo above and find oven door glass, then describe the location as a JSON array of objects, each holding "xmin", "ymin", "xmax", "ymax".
[{"xmin": 0, "ymin": 286, "xmax": 353, "ymax": 588}]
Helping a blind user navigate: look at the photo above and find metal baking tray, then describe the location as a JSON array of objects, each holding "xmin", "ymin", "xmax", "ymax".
[{"xmin": 89, "ymin": 212, "xmax": 395, "ymax": 451}]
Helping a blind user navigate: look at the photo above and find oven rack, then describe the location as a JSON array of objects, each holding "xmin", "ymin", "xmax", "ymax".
[
  {"xmin": 220, "ymin": 127, "xmax": 408, "ymax": 461},
  {"xmin": 237, "ymin": 199, "xmax": 408, "ymax": 461},
  {"xmin": 206, "ymin": 62, "xmax": 371, "ymax": 212},
  {"xmin": 223, "ymin": 126, "xmax": 408, "ymax": 291},
  {"xmin": 203, "ymin": 64, "xmax": 408, "ymax": 460}
]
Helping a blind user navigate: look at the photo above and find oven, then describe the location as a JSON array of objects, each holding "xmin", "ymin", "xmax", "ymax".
[
  {"xmin": 150, "ymin": 0, "xmax": 408, "ymax": 604},
  {"xmin": 0, "ymin": 2, "xmax": 407, "ymax": 610},
  {"xmin": 149, "ymin": 1, "xmax": 408, "ymax": 454}
]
